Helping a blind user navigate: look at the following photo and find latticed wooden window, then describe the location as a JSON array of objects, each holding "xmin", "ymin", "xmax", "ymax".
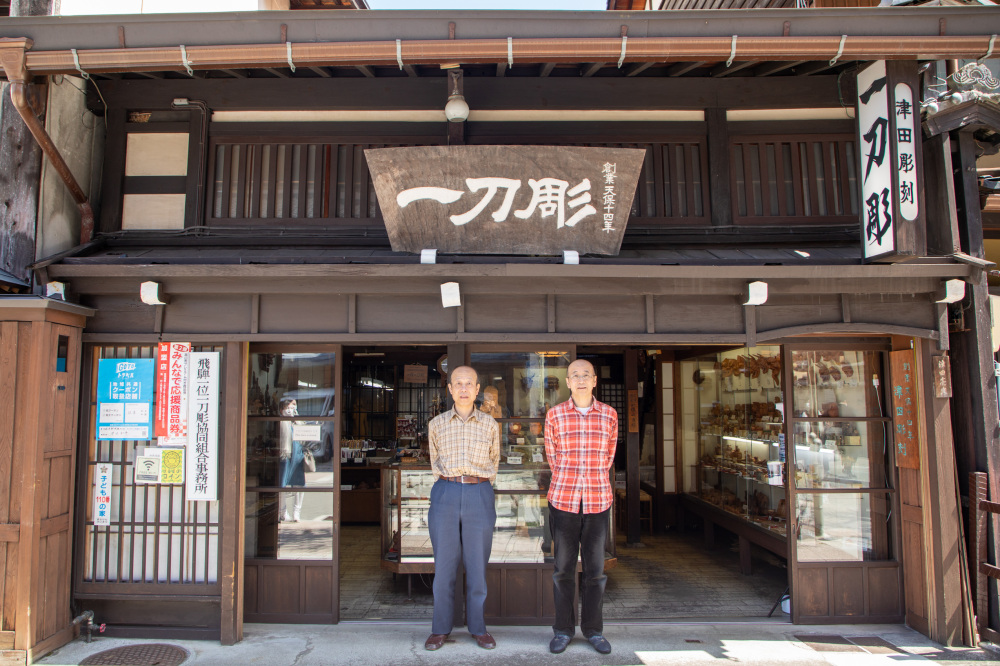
[
  {"xmin": 731, "ymin": 135, "xmax": 858, "ymax": 224},
  {"xmin": 80, "ymin": 345, "xmax": 221, "ymax": 587}
]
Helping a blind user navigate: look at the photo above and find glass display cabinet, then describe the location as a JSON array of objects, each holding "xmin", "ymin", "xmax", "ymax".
[
  {"xmin": 381, "ymin": 463, "xmax": 616, "ymax": 572},
  {"xmin": 688, "ymin": 346, "xmax": 789, "ymax": 542}
]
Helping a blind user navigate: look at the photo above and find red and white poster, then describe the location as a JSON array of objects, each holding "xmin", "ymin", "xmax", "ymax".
[{"xmin": 155, "ymin": 342, "xmax": 191, "ymax": 443}]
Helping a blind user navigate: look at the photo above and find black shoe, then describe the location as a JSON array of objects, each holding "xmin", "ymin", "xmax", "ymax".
[
  {"xmin": 549, "ymin": 634, "xmax": 572, "ymax": 654},
  {"xmin": 588, "ymin": 635, "xmax": 612, "ymax": 654}
]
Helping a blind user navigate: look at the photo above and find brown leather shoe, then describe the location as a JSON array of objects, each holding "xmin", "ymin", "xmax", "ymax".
[
  {"xmin": 473, "ymin": 632, "xmax": 496, "ymax": 649},
  {"xmin": 424, "ymin": 633, "xmax": 448, "ymax": 650}
]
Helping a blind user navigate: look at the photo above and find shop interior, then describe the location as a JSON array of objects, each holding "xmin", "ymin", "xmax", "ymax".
[{"xmin": 246, "ymin": 344, "xmax": 891, "ymax": 622}]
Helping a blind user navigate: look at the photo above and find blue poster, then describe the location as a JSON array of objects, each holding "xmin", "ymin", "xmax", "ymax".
[{"xmin": 96, "ymin": 358, "xmax": 155, "ymax": 441}]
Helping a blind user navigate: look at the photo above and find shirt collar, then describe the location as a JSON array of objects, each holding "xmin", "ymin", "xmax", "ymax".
[{"xmin": 446, "ymin": 407, "xmax": 483, "ymax": 422}]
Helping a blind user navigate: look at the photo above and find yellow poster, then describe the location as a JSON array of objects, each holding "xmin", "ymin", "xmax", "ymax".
[{"xmin": 160, "ymin": 448, "xmax": 184, "ymax": 484}]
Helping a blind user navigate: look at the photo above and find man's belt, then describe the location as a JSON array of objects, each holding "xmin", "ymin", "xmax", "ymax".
[{"xmin": 442, "ymin": 475, "xmax": 489, "ymax": 484}]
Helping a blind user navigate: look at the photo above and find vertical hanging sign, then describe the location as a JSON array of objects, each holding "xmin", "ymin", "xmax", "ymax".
[
  {"xmin": 186, "ymin": 352, "xmax": 220, "ymax": 501},
  {"xmin": 890, "ymin": 349, "xmax": 920, "ymax": 470},
  {"xmin": 94, "ymin": 462, "xmax": 113, "ymax": 527},
  {"xmin": 856, "ymin": 61, "xmax": 923, "ymax": 262},
  {"xmin": 96, "ymin": 358, "xmax": 155, "ymax": 440},
  {"xmin": 155, "ymin": 342, "xmax": 191, "ymax": 444}
]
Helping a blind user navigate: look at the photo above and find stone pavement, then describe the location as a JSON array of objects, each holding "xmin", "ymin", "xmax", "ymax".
[{"xmin": 37, "ymin": 620, "xmax": 1000, "ymax": 666}]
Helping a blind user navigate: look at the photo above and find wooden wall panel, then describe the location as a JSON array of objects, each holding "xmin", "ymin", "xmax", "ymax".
[
  {"xmin": 652, "ymin": 296, "xmax": 743, "ymax": 335},
  {"xmin": 757, "ymin": 297, "xmax": 841, "ymax": 332},
  {"xmin": 260, "ymin": 566, "xmax": 299, "ymax": 614},
  {"xmin": 556, "ymin": 296, "xmax": 645, "ymax": 334},
  {"xmin": 0, "ymin": 323, "xmax": 16, "ymax": 632},
  {"xmin": 303, "ymin": 567, "xmax": 333, "ymax": 615},
  {"xmin": 356, "ymin": 295, "xmax": 456, "ymax": 334},
  {"xmin": 80, "ymin": 296, "xmax": 155, "ymax": 334},
  {"xmin": 850, "ymin": 295, "xmax": 936, "ymax": 330},
  {"xmin": 244, "ymin": 565, "xmax": 258, "ymax": 615},
  {"xmin": 465, "ymin": 295, "xmax": 547, "ymax": 334},
  {"xmin": 483, "ymin": 569, "xmax": 502, "ymax": 618},
  {"xmin": 257, "ymin": 295, "xmax": 350, "ymax": 334},
  {"xmin": 832, "ymin": 567, "xmax": 865, "ymax": 617},
  {"xmin": 868, "ymin": 565, "xmax": 903, "ymax": 617},
  {"xmin": 796, "ymin": 567, "xmax": 830, "ymax": 618},
  {"xmin": 163, "ymin": 296, "xmax": 253, "ymax": 334}
]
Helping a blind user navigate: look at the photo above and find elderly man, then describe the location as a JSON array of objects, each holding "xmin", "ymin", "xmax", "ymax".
[
  {"xmin": 424, "ymin": 365, "xmax": 500, "ymax": 651},
  {"xmin": 544, "ymin": 359, "xmax": 618, "ymax": 655}
]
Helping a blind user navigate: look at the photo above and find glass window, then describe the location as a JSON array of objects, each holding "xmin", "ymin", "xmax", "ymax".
[
  {"xmin": 471, "ymin": 351, "xmax": 571, "ymax": 419},
  {"xmin": 248, "ymin": 352, "xmax": 337, "ymax": 417},
  {"xmin": 795, "ymin": 492, "xmax": 893, "ymax": 562},
  {"xmin": 791, "ymin": 351, "xmax": 882, "ymax": 418},
  {"xmin": 792, "ymin": 421, "xmax": 889, "ymax": 489},
  {"xmin": 244, "ymin": 491, "xmax": 335, "ymax": 560}
]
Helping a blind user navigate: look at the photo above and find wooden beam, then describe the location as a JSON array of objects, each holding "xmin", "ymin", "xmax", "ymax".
[
  {"xmin": 665, "ymin": 61, "xmax": 707, "ymax": 77},
  {"xmin": 262, "ymin": 67, "xmax": 289, "ymax": 78},
  {"xmin": 132, "ymin": 71, "xmax": 164, "ymax": 79},
  {"xmin": 219, "ymin": 342, "xmax": 249, "ymax": 645},
  {"xmin": 403, "ymin": 64, "xmax": 418, "ymax": 77},
  {"xmin": 495, "ymin": 62, "xmax": 507, "ymax": 77},
  {"xmin": 0, "ymin": 82, "xmax": 41, "ymax": 283},
  {"xmin": 539, "ymin": 62, "xmax": 555, "ymax": 77},
  {"xmin": 710, "ymin": 60, "xmax": 759, "ymax": 78},
  {"xmin": 355, "ymin": 65, "xmax": 374, "ymax": 78},
  {"xmin": 626, "ymin": 61, "xmax": 656, "ymax": 77},
  {"xmin": 581, "ymin": 62, "xmax": 604, "ymax": 77},
  {"xmin": 753, "ymin": 60, "xmax": 804, "ymax": 77},
  {"xmin": 309, "ymin": 66, "xmax": 333, "ymax": 78},
  {"xmin": 706, "ymin": 108, "xmax": 732, "ymax": 227},
  {"xmin": 219, "ymin": 69, "xmax": 247, "ymax": 79},
  {"xmin": 795, "ymin": 60, "xmax": 839, "ymax": 76}
]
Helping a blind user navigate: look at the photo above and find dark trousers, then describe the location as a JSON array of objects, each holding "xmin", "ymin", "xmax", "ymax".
[
  {"xmin": 549, "ymin": 503, "xmax": 609, "ymax": 638},
  {"xmin": 428, "ymin": 478, "xmax": 496, "ymax": 636}
]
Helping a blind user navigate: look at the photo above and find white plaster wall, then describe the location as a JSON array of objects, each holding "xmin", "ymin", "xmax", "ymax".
[
  {"xmin": 57, "ymin": 0, "xmax": 289, "ymax": 13},
  {"xmin": 37, "ymin": 75, "xmax": 104, "ymax": 259}
]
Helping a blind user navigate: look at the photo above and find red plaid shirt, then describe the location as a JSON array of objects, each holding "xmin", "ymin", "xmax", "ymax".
[{"xmin": 544, "ymin": 398, "xmax": 618, "ymax": 514}]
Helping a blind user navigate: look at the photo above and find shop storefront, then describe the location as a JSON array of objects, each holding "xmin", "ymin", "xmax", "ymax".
[{"xmin": 1, "ymin": 6, "xmax": 993, "ymax": 656}]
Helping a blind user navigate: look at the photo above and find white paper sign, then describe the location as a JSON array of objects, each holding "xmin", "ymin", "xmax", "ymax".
[
  {"xmin": 531, "ymin": 452, "xmax": 544, "ymax": 463},
  {"xmin": 507, "ymin": 455, "xmax": 522, "ymax": 465},
  {"xmin": 94, "ymin": 463, "xmax": 113, "ymax": 526},
  {"xmin": 893, "ymin": 82, "xmax": 918, "ymax": 222},
  {"xmin": 134, "ymin": 456, "xmax": 161, "ymax": 484},
  {"xmin": 293, "ymin": 424, "xmax": 322, "ymax": 441},
  {"xmin": 185, "ymin": 352, "xmax": 220, "ymax": 501}
]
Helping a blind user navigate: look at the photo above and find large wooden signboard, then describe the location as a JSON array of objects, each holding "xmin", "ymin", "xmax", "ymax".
[
  {"xmin": 366, "ymin": 145, "xmax": 645, "ymax": 255},
  {"xmin": 856, "ymin": 61, "xmax": 924, "ymax": 263},
  {"xmin": 890, "ymin": 349, "xmax": 920, "ymax": 470}
]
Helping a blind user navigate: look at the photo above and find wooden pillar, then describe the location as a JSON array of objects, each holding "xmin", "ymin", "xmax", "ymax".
[
  {"xmin": 219, "ymin": 342, "xmax": 248, "ymax": 645},
  {"xmin": 706, "ymin": 108, "xmax": 732, "ymax": 228},
  {"xmin": 625, "ymin": 348, "xmax": 641, "ymax": 545},
  {"xmin": 951, "ymin": 128, "xmax": 1000, "ymax": 630},
  {"xmin": 0, "ymin": 298, "xmax": 92, "ymax": 665},
  {"xmin": 915, "ymin": 338, "xmax": 965, "ymax": 645}
]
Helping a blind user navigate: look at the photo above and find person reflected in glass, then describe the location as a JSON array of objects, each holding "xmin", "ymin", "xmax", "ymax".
[
  {"xmin": 424, "ymin": 366, "xmax": 500, "ymax": 652},
  {"xmin": 544, "ymin": 360, "xmax": 618, "ymax": 656},
  {"xmin": 278, "ymin": 398, "xmax": 305, "ymax": 523}
]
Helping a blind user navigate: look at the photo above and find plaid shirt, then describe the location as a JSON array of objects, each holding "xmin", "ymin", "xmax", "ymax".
[
  {"xmin": 544, "ymin": 398, "xmax": 618, "ymax": 514},
  {"xmin": 428, "ymin": 408, "xmax": 500, "ymax": 483}
]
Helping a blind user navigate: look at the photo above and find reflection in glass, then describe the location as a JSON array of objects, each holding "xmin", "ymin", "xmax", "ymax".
[
  {"xmin": 791, "ymin": 351, "xmax": 882, "ymax": 418},
  {"xmin": 246, "ymin": 421, "xmax": 337, "ymax": 489},
  {"xmin": 248, "ymin": 352, "xmax": 337, "ymax": 416},
  {"xmin": 795, "ymin": 492, "xmax": 893, "ymax": 562},
  {"xmin": 470, "ymin": 351, "xmax": 571, "ymax": 419},
  {"xmin": 245, "ymin": 491, "xmax": 335, "ymax": 560},
  {"xmin": 792, "ymin": 421, "xmax": 889, "ymax": 489}
]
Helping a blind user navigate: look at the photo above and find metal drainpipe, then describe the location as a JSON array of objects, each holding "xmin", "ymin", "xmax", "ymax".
[{"xmin": 8, "ymin": 81, "xmax": 95, "ymax": 244}]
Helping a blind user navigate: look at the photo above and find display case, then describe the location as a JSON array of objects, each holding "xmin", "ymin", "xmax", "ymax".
[
  {"xmin": 689, "ymin": 346, "xmax": 788, "ymax": 539},
  {"xmin": 381, "ymin": 464, "xmax": 616, "ymax": 572}
]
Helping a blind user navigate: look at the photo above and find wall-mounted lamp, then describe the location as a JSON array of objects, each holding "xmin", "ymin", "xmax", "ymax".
[
  {"xmin": 140, "ymin": 281, "xmax": 170, "ymax": 305},
  {"xmin": 935, "ymin": 279, "xmax": 966, "ymax": 304},
  {"xmin": 441, "ymin": 282, "xmax": 461, "ymax": 308},
  {"xmin": 444, "ymin": 69, "xmax": 469, "ymax": 123},
  {"xmin": 742, "ymin": 280, "xmax": 768, "ymax": 306}
]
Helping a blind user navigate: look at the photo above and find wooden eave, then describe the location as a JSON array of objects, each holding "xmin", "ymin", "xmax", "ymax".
[
  {"xmin": 0, "ymin": 7, "xmax": 997, "ymax": 81},
  {"xmin": 923, "ymin": 99, "xmax": 1000, "ymax": 138}
]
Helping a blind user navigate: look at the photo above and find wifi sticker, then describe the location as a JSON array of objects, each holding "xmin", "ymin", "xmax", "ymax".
[{"xmin": 134, "ymin": 456, "xmax": 161, "ymax": 484}]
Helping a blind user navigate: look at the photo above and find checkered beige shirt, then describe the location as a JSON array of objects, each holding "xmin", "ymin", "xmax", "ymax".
[{"xmin": 428, "ymin": 408, "xmax": 500, "ymax": 483}]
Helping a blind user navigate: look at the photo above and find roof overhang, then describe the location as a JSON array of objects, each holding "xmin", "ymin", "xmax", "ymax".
[{"xmin": 0, "ymin": 7, "xmax": 996, "ymax": 81}]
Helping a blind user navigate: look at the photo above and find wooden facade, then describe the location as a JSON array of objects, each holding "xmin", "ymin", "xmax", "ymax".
[
  {"xmin": 0, "ymin": 299, "xmax": 91, "ymax": 664},
  {"xmin": 0, "ymin": 5, "xmax": 996, "ymax": 656}
]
